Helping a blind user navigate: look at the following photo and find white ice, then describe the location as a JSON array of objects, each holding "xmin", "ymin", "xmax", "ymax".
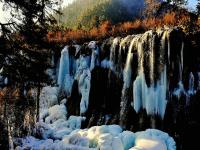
[{"xmin": 16, "ymin": 125, "xmax": 175, "ymax": 150}]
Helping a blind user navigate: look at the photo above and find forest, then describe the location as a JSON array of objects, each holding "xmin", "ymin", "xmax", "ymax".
[{"xmin": 0, "ymin": 0, "xmax": 200, "ymax": 150}]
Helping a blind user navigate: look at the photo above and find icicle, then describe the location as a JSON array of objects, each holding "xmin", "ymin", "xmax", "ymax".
[
  {"xmin": 64, "ymin": 74, "xmax": 74, "ymax": 97},
  {"xmin": 51, "ymin": 52, "xmax": 55, "ymax": 67},
  {"xmin": 74, "ymin": 44, "xmax": 81, "ymax": 56},
  {"xmin": 57, "ymin": 46, "xmax": 70, "ymax": 87},
  {"xmin": 133, "ymin": 67, "xmax": 167, "ymax": 118},
  {"xmin": 90, "ymin": 47, "xmax": 100, "ymax": 71},
  {"xmin": 132, "ymin": 31, "xmax": 168, "ymax": 118},
  {"xmin": 110, "ymin": 37, "xmax": 121, "ymax": 71},
  {"xmin": 78, "ymin": 69, "xmax": 91, "ymax": 115},
  {"xmin": 4, "ymin": 77, "xmax": 8, "ymax": 85},
  {"xmin": 197, "ymin": 72, "xmax": 200, "ymax": 91},
  {"xmin": 123, "ymin": 38, "xmax": 135, "ymax": 88},
  {"xmin": 167, "ymin": 32, "xmax": 171, "ymax": 66},
  {"xmin": 173, "ymin": 81, "xmax": 185, "ymax": 99},
  {"xmin": 181, "ymin": 42, "xmax": 184, "ymax": 74},
  {"xmin": 188, "ymin": 72, "xmax": 195, "ymax": 95}
]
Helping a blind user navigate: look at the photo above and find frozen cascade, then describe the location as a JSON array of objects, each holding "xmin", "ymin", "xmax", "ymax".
[
  {"xmin": 57, "ymin": 42, "xmax": 101, "ymax": 114},
  {"xmin": 131, "ymin": 30, "xmax": 169, "ymax": 118},
  {"xmin": 120, "ymin": 35, "xmax": 139, "ymax": 125},
  {"xmin": 55, "ymin": 28, "xmax": 186, "ymax": 120},
  {"xmin": 123, "ymin": 37, "xmax": 136, "ymax": 89},
  {"xmin": 133, "ymin": 66, "xmax": 167, "ymax": 118}
]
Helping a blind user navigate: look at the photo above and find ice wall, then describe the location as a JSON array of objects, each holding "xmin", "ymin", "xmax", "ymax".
[{"xmin": 56, "ymin": 28, "xmax": 187, "ymax": 119}]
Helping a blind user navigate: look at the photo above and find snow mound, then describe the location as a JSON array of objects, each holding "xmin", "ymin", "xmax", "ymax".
[
  {"xmin": 15, "ymin": 125, "xmax": 176, "ymax": 150},
  {"xmin": 132, "ymin": 129, "xmax": 176, "ymax": 150}
]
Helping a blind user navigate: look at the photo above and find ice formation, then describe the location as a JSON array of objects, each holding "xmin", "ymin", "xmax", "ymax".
[
  {"xmin": 133, "ymin": 129, "xmax": 176, "ymax": 150},
  {"xmin": 15, "ymin": 28, "xmax": 195, "ymax": 149},
  {"xmin": 173, "ymin": 72, "xmax": 198, "ymax": 103},
  {"xmin": 188, "ymin": 72, "xmax": 195, "ymax": 95},
  {"xmin": 16, "ymin": 125, "xmax": 176, "ymax": 150},
  {"xmin": 197, "ymin": 72, "xmax": 200, "ymax": 90},
  {"xmin": 39, "ymin": 86, "xmax": 59, "ymax": 120},
  {"xmin": 56, "ymin": 41, "xmax": 102, "ymax": 114},
  {"xmin": 57, "ymin": 46, "xmax": 70, "ymax": 88},
  {"xmin": 55, "ymin": 28, "xmax": 191, "ymax": 119}
]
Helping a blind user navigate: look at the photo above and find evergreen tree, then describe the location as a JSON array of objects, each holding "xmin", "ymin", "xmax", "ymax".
[
  {"xmin": 0, "ymin": 0, "xmax": 60, "ymax": 120},
  {"xmin": 197, "ymin": 0, "xmax": 200, "ymax": 15}
]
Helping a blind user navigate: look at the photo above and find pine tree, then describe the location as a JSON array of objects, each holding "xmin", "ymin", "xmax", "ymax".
[
  {"xmin": 0, "ymin": 0, "xmax": 60, "ymax": 121},
  {"xmin": 197, "ymin": 0, "xmax": 200, "ymax": 15}
]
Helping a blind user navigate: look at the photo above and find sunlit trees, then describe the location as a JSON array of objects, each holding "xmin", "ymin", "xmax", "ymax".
[{"xmin": 144, "ymin": 0, "xmax": 161, "ymax": 17}]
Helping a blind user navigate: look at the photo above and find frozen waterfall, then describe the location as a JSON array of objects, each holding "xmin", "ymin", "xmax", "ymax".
[{"xmin": 56, "ymin": 28, "xmax": 187, "ymax": 119}]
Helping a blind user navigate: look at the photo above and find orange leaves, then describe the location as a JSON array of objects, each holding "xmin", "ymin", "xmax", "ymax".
[
  {"xmin": 163, "ymin": 12, "xmax": 176, "ymax": 26},
  {"xmin": 47, "ymin": 11, "xmax": 199, "ymax": 44}
]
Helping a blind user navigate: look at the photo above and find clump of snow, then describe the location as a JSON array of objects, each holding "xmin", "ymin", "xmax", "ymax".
[{"xmin": 45, "ymin": 104, "xmax": 67, "ymax": 124}]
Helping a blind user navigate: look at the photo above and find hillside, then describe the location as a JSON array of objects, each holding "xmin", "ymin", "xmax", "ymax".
[{"xmin": 57, "ymin": 0, "xmax": 144, "ymax": 30}]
